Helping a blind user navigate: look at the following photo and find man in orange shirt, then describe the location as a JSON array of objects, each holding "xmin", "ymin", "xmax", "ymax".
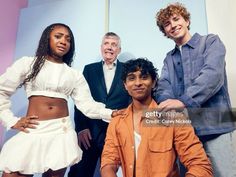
[{"xmin": 101, "ymin": 58, "xmax": 212, "ymax": 177}]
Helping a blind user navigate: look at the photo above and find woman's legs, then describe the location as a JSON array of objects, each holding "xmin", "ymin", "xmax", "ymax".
[{"xmin": 42, "ymin": 168, "xmax": 67, "ymax": 177}]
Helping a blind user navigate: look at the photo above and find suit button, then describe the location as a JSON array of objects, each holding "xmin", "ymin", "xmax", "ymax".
[
  {"xmin": 62, "ymin": 118, "xmax": 66, "ymax": 123},
  {"xmin": 129, "ymin": 165, "xmax": 133, "ymax": 169}
]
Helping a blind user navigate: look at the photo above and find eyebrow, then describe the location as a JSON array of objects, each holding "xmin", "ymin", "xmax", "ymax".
[
  {"xmin": 54, "ymin": 32, "xmax": 70, "ymax": 36},
  {"xmin": 127, "ymin": 73, "xmax": 135, "ymax": 76}
]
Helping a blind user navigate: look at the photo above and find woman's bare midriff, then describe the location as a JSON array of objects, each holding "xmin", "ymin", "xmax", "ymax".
[{"xmin": 27, "ymin": 96, "xmax": 69, "ymax": 120}]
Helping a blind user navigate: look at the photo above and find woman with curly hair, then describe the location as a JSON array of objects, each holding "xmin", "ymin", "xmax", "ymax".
[{"xmin": 0, "ymin": 23, "xmax": 113, "ymax": 177}]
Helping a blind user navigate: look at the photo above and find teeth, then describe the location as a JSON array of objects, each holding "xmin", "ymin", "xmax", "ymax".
[{"xmin": 173, "ymin": 29, "xmax": 180, "ymax": 33}]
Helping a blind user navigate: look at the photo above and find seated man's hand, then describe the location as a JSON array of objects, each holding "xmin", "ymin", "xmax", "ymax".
[
  {"xmin": 77, "ymin": 129, "xmax": 92, "ymax": 150},
  {"xmin": 101, "ymin": 164, "xmax": 119, "ymax": 177}
]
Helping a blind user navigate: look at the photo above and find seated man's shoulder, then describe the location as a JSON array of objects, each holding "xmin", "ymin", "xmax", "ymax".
[{"xmin": 112, "ymin": 108, "xmax": 128, "ymax": 121}]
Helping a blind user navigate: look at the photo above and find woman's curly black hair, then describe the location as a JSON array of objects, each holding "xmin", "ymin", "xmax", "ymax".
[{"xmin": 19, "ymin": 23, "xmax": 75, "ymax": 87}]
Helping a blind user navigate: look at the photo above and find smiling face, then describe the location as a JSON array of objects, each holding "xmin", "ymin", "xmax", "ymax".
[
  {"xmin": 101, "ymin": 36, "xmax": 121, "ymax": 65},
  {"xmin": 163, "ymin": 14, "xmax": 191, "ymax": 45},
  {"xmin": 156, "ymin": 3, "xmax": 191, "ymax": 46},
  {"xmin": 124, "ymin": 70, "xmax": 155, "ymax": 102},
  {"xmin": 48, "ymin": 26, "xmax": 71, "ymax": 62}
]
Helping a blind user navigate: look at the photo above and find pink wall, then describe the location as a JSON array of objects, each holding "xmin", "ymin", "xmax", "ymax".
[
  {"xmin": 0, "ymin": 0, "xmax": 28, "ymax": 74},
  {"xmin": 0, "ymin": 0, "xmax": 28, "ymax": 148}
]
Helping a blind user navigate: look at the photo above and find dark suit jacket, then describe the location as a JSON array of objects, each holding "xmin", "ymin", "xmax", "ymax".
[{"xmin": 74, "ymin": 60, "xmax": 130, "ymax": 148}]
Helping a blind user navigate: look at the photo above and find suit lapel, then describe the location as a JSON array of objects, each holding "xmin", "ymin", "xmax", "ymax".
[{"xmin": 97, "ymin": 61, "xmax": 108, "ymax": 94}]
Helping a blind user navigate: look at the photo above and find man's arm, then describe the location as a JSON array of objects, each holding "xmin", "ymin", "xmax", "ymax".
[
  {"xmin": 157, "ymin": 35, "xmax": 226, "ymax": 112},
  {"xmin": 156, "ymin": 58, "xmax": 185, "ymax": 111},
  {"xmin": 73, "ymin": 66, "xmax": 91, "ymax": 149},
  {"xmin": 178, "ymin": 34, "xmax": 226, "ymax": 108},
  {"xmin": 174, "ymin": 122, "xmax": 213, "ymax": 176},
  {"xmin": 74, "ymin": 106, "xmax": 91, "ymax": 149},
  {"xmin": 155, "ymin": 58, "xmax": 175, "ymax": 103},
  {"xmin": 157, "ymin": 99, "xmax": 185, "ymax": 112},
  {"xmin": 185, "ymin": 174, "xmax": 196, "ymax": 177},
  {"xmin": 101, "ymin": 164, "xmax": 118, "ymax": 177},
  {"xmin": 101, "ymin": 119, "xmax": 121, "ymax": 177}
]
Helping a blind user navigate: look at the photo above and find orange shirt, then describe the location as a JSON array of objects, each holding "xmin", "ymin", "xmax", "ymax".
[{"xmin": 101, "ymin": 99, "xmax": 212, "ymax": 177}]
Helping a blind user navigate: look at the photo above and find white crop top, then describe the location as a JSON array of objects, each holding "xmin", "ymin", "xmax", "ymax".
[{"xmin": 0, "ymin": 56, "xmax": 112, "ymax": 130}]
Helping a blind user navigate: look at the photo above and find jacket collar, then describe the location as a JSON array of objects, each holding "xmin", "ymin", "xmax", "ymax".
[{"xmin": 171, "ymin": 33, "xmax": 201, "ymax": 55}]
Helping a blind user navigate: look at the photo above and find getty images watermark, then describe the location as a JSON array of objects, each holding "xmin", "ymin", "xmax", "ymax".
[{"xmin": 142, "ymin": 109, "xmax": 192, "ymax": 127}]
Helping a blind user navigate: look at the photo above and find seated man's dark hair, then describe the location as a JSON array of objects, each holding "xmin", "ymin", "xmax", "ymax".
[
  {"xmin": 122, "ymin": 58, "xmax": 159, "ymax": 96},
  {"xmin": 122, "ymin": 58, "xmax": 158, "ymax": 82}
]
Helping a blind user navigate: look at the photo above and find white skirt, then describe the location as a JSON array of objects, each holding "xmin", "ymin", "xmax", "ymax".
[{"xmin": 0, "ymin": 116, "xmax": 82, "ymax": 174}]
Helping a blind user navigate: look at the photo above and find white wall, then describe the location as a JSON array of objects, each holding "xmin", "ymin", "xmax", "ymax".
[
  {"xmin": 109, "ymin": 0, "xmax": 207, "ymax": 70},
  {"xmin": 15, "ymin": 0, "xmax": 107, "ymax": 69},
  {"xmin": 205, "ymin": 0, "xmax": 236, "ymax": 107},
  {"xmin": 4, "ymin": 0, "xmax": 235, "ymax": 177}
]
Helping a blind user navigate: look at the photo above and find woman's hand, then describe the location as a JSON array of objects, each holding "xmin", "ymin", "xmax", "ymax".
[{"xmin": 12, "ymin": 115, "xmax": 39, "ymax": 133}]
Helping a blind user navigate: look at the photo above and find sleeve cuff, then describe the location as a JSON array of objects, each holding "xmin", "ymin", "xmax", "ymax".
[
  {"xmin": 155, "ymin": 94, "xmax": 173, "ymax": 103},
  {"xmin": 1, "ymin": 116, "xmax": 19, "ymax": 131},
  {"xmin": 178, "ymin": 94, "xmax": 200, "ymax": 108},
  {"xmin": 100, "ymin": 108, "xmax": 112, "ymax": 121}
]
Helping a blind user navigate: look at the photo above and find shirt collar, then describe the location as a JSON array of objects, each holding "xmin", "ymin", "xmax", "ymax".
[
  {"xmin": 102, "ymin": 59, "xmax": 117, "ymax": 69},
  {"xmin": 120, "ymin": 99, "xmax": 158, "ymax": 119},
  {"xmin": 171, "ymin": 33, "xmax": 201, "ymax": 55}
]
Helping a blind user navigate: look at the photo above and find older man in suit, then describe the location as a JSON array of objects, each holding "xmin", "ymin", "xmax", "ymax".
[{"xmin": 68, "ymin": 32, "xmax": 130, "ymax": 177}]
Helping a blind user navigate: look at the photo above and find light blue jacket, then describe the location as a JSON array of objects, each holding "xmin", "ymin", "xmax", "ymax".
[{"xmin": 156, "ymin": 33, "xmax": 235, "ymax": 136}]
